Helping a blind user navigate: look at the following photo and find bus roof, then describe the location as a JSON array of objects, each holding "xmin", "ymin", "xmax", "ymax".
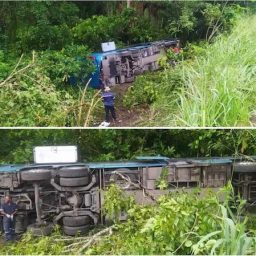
[{"xmin": 91, "ymin": 39, "xmax": 178, "ymax": 57}]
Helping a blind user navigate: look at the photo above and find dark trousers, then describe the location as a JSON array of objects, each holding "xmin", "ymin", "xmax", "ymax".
[
  {"xmin": 0, "ymin": 216, "xmax": 3, "ymax": 233},
  {"xmin": 105, "ymin": 105, "xmax": 116, "ymax": 122},
  {"xmin": 3, "ymin": 216, "xmax": 15, "ymax": 241}
]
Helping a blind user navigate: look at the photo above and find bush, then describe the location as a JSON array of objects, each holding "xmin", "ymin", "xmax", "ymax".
[
  {"xmin": 103, "ymin": 184, "xmax": 135, "ymax": 223},
  {"xmin": 0, "ymin": 50, "xmax": 14, "ymax": 81},
  {"xmin": 123, "ymin": 74, "xmax": 160, "ymax": 108},
  {"xmin": 11, "ymin": 1, "xmax": 80, "ymax": 52},
  {"xmin": 123, "ymin": 68, "xmax": 183, "ymax": 109},
  {"xmin": 0, "ymin": 226, "xmax": 65, "ymax": 255},
  {"xmin": 38, "ymin": 45, "xmax": 94, "ymax": 87},
  {"xmin": 0, "ymin": 54, "xmax": 70, "ymax": 126},
  {"xmin": 17, "ymin": 24, "xmax": 73, "ymax": 52},
  {"xmin": 87, "ymin": 184, "xmax": 256, "ymax": 255},
  {"xmin": 73, "ymin": 8, "xmax": 160, "ymax": 51},
  {"xmin": 0, "ymin": 53, "xmax": 100, "ymax": 127}
]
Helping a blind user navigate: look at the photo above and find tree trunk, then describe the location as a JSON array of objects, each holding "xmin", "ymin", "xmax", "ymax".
[{"xmin": 127, "ymin": 0, "xmax": 131, "ymax": 8}]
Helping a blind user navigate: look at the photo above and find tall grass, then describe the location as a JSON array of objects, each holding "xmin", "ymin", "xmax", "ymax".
[
  {"xmin": 192, "ymin": 205, "xmax": 256, "ymax": 255},
  {"xmin": 175, "ymin": 15, "xmax": 256, "ymax": 127},
  {"xmin": 68, "ymin": 78, "xmax": 102, "ymax": 127}
]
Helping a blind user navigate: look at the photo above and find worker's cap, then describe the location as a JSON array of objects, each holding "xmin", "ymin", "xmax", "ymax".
[{"xmin": 104, "ymin": 86, "xmax": 111, "ymax": 92}]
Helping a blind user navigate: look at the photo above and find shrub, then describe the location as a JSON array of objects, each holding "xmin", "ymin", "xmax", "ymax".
[
  {"xmin": 88, "ymin": 185, "xmax": 256, "ymax": 255},
  {"xmin": 0, "ymin": 53, "xmax": 100, "ymax": 126},
  {"xmin": 123, "ymin": 68, "xmax": 183, "ymax": 109},
  {"xmin": 38, "ymin": 45, "xmax": 94, "ymax": 87},
  {"xmin": 0, "ymin": 50, "xmax": 14, "ymax": 81},
  {"xmin": 0, "ymin": 226, "xmax": 65, "ymax": 255},
  {"xmin": 72, "ymin": 8, "xmax": 160, "ymax": 51}
]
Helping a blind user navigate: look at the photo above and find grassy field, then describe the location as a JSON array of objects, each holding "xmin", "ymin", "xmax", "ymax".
[{"xmin": 145, "ymin": 15, "xmax": 256, "ymax": 127}]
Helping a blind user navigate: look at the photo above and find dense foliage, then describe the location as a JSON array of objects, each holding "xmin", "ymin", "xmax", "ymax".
[
  {"xmin": 0, "ymin": 54, "xmax": 69, "ymax": 126},
  {"xmin": 1, "ymin": 129, "xmax": 256, "ymax": 163},
  {"xmin": 87, "ymin": 184, "xmax": 256, "ymax": 255},
  {"xmin": 0, "ymin": 49, "xmax": 99, "ymax": 126},
  {"xmin": 0, "ymin": 226, "xmax": 65, "ymax": 254},
  {"xmin": 0, "ymin": 1, "xmax": 247, "ymax": 51},
  {"xmin": 0, "ymin": 1, "xmax": 252, "ymax": 126}
]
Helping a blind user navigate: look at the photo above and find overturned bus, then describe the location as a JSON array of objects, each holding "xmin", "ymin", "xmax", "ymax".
[
  {"xmin": 89, "ymin": 39, "xmax": 180, "ymax": 88},
  {"xmin": 0, "ymin": 146, "xmax": 255, "ymax": 236}
]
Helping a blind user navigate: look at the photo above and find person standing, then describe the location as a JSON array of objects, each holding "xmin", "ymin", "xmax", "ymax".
[
  {"xmin": 101, "ymin": 86, "xmax": 117, "ymax": 124},
  {"xmin": 1, "ymin": 196, "xmax": 18, "ymax": 242},
  {"xmin": 0, "ymin": 211, "xmax": 3, "ymax": 235}
]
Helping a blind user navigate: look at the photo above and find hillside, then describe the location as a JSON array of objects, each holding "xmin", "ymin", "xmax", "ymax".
[
  {"xmin": 0, "ymin": 1, "xmax": 251, "ymax": 127},
  {"xmin": 176, "ymin": 15, "xmax": 256, "ymax": 127},
  {"xmin": 140, "ymin": 15, "xmax": 256, "ymax": 127}
]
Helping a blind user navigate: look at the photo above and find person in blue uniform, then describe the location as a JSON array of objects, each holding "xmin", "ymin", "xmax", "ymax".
[
  {"xmin": 1, "ymin": 195, "xmax": 18, "ymax": 242},
  {"xmin": 0, "ymin": 213, "xmax": 3, "ymax": 235},
  {"xmin": 101, "ymin": 86, "xmax": 117, "ymax": 123}
]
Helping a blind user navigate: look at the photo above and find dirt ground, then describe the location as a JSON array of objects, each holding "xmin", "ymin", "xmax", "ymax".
[
  {"xmin": 250, "ymin": 114, "xmax": 256, "ymax": 126},
  {"xmin": 98, "ymin": 83, "xmax": 150, "ymax": 127},
  {"xmin": 0, "ymin": 235, "xmax": 4, "ymax": 245}
]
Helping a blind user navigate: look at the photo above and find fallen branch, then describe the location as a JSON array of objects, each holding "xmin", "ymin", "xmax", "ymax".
[
  {"xmin": 0, "ymin": 63, "xmax": 33, "ymax": 87},
  {"xmin": 0, "ymin": 53, "xmax": 36, "ymax": 87},
  {"xmin": 55, "ymin": 236, "xmax": 88, "ymax": 242},
  {"xmin": 78, "ymin": 226, "xmax": 113, "ymax": 253},
  {"xmin": 113, "ymin": 171, "xmax": 157, "ymax": 202},
  {"xmin": 64, "ymin": 239, "xmax": 89, "ymax": 249},
  {"xmin": 206, "ymin": 0, "xmax": 228, "ymax": 42},
  {"xmin": 61, "ymin": 226, "xmax": 114, "ymax": 254}
]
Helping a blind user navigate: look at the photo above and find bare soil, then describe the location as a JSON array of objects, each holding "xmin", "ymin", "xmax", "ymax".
[
  {"xmin": 98, "ymin": 83, "xmax": 150, "ymax": 127},
  {"xmin": 0, "ymin": 235, "xmax": 4, "ymax": 245}
]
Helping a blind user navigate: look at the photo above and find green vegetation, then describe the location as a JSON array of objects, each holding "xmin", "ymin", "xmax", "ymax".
[
  {"xmin": 0, "ymin": 226, "xmax": 65, "ymax": 255},
  {"xmin": 127, "ymin": 14, "xmax": 256, "ymax": 127},
  {"xmin": 176, "ymin": 15, "xmax": 256, "ymax": 127},
  {"xmin": 2, "ymin": 184, "xmax": 256, "ymax": 255},
  {"xmin": 0, "ymin": 46, "xmax": 99, "ymax": 126},
  {"xmin": 0, "ymin": 53, "xmax": 70, "ymax": 126},
  {"xmin": 87, "ymin": 184, "xmax": 256, "ymax": 255},
  {"xmin": 1, "ymin": 130, "xmax": 256, "ymax": 254},
  {"xmin": 0, "ymin": 1, "xmax": 252, "ymax": 126},
  {"xmin": 156, "ymin": 167, "xmax": 169, "ymax": 190},
  {"xmin": 103, "ymin": 184, "xmax": 135, "ymax": 223},
  {"xmin": 1, "ymin": 129, "xmax": 256, "ymax": 163}
]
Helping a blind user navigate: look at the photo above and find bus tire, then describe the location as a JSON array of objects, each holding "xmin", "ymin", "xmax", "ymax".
[
  {"xmin": 63, "ymin": 225, "xmax": 90, "ymax": 236},
  {"xmin": 21, "ymin": 169, "xmax": 51, "ymax": 181},
  {"xmin": 59, "ymin": 176, "xmax": 89, "ymax": 187},
  {"xmin": 59, "ymin": 166, "xmax": 89, "ymax": 178},
  {"xmin": 63, "ymin": 216, "xmax": 91, "ymax": 227}
]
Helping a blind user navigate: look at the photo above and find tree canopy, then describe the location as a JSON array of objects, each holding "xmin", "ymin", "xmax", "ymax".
[
  {"xmin": 0, "ymin": 1, "xmax": 249, "ymax": 52},
  {"xmin": 1, "ymin": 129, "xmax": 256, "ymax": 163}
]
